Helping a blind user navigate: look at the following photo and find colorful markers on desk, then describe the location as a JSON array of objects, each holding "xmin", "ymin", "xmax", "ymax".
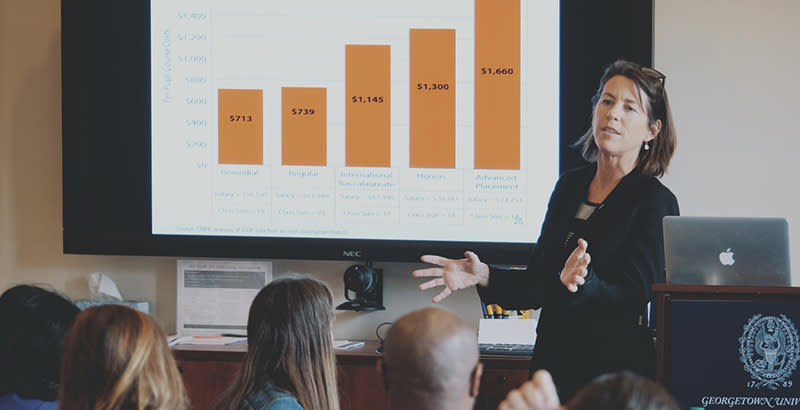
[
  {"xmin": 481, "ymin": 302, "xmax": 532, "ymax": 319},
  {"xmin": 484, "ymin": 302, "xmax": 494, "ymax": 318}
]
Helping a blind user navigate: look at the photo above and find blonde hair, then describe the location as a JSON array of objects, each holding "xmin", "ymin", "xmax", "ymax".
[
  {"xmin": 217, "ymin": 276, "xmax": 339, "ymax": 410},
  {"xmin": 59, "ymin": 305, "xmax": 188, "ymax": 410}
]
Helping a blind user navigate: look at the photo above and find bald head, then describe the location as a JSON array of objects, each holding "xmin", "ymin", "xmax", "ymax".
[{"xmin": 383, "ymin": 307, "xmax": 481, "ymax": 410}]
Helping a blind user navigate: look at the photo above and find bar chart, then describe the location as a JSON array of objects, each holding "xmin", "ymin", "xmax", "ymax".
[
  {"xmin": 345, "ymin": 45, "xmax": 391, "ymax": 167},
  {"xmin": 151, "ymin": 0, "xmax": 559, "ymax": 243},
  {"xmin": 409, "ymin": 29, "xmax": 456, "ymax": 169},
  {"xmin": 281, "ymin": 87, "xmax": 326, "ymax": 166},
  {"xmin": 474, "ymin": 0, "xmax": 520, "ymax": 170},
  {"xmin": 218, "ymin": 89, "xmax": 263, "ymax": 165}
]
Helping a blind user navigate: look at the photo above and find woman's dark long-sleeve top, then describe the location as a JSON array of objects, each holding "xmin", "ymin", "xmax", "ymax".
[{"xmin": 477, "ymin": 163, "xmax": 679, "ymax": 400}]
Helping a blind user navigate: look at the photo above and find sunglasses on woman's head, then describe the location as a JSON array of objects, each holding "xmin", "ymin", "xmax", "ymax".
[{"xmin": 639, "ymin": 65, "xmax": 666, "ymax": 87}]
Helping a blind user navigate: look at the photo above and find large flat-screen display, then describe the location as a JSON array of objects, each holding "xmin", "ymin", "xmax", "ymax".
[{"xmin": 62, "ymin": 0, "xmax": 652, "ymax": 263}]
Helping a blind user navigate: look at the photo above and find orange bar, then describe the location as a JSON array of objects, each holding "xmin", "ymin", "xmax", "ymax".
[
  {"xmin": 345, "ymin": 45, "xmax": 391, "ymax": 167},
  {"xmin": 281, "ymin": 87, "xmax": 326, "ymax": 166},
  {"xmin": 410, "ymin": 29, "xmax": 455, "ymax": 169},
  {"xmin": 218, "ymin": 89, "xmax": 263, "ymax": 165},
  {"xmin": 475, "ymin": 0, "xmax": 520, "ymax": 170}
]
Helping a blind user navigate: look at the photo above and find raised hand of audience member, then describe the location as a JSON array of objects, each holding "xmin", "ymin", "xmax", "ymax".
[{"xmin": 498, "ymin": 370, "xmax": 562, "ymax": 410}]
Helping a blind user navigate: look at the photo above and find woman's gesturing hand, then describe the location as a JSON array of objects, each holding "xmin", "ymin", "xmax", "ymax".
[
  {"xmin": 560, "ymin": 238, "xmax": 591, "ymax": 293},
  {"xmin": 411, "ymin": 251, "xmax": 490, "ymax": 303}
]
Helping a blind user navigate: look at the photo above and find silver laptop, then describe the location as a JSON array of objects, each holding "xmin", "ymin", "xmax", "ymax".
[{"xmin": 663, "ymin": 216, "xmax": 791, "ymax": 286}]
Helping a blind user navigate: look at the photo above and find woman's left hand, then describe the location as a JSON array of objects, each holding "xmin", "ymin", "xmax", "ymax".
[{"xmin": 560, "ymin": 238, "xmax": 591, "ymax": 293}]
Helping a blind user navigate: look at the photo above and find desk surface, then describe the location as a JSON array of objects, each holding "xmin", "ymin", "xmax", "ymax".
[
  {"xmin": 653, "ymin": 283, "xmax": 800, "ymax": 295},
  {"xmin": 173, "ymin": 340, "xmax": 531, "ymax": 369}
]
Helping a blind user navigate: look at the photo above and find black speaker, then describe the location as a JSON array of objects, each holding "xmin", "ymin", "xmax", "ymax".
[{"xmin": 336, "ymin": 264, "xmax": 385, "ymax": 311}]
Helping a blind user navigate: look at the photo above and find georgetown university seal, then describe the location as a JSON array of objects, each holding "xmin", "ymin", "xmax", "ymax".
[{"xmin": 739, "ymin": 314, "xmax": 800, "ymax": 390}]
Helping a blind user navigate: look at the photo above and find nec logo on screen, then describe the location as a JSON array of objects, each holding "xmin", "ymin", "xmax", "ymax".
[{"xmin": 343, "ymin": 250, "xmax": 363, "ymax": 258}]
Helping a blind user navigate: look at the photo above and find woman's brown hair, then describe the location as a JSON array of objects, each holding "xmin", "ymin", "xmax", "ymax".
[
  {"xmin": 216, "ymin": 276, "xmax": 340, "ymax": 410},
  {"xmin": 59, "ymin": 305, "xmax": 188, "ymax": 410},
  {"xmin": 573, "ymin": 59, "xmax": 677, "ymax": 178},
  {"xmin": 566, "ymin": 371, "xmax": 678, "ymax": 410}
]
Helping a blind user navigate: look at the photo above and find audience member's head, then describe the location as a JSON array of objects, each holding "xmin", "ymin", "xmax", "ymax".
[
  {"xmin": 59, "ymin": 305, "xmax": 188, "ymax": 410},
  {"xmin": 499, "ymin": 370, "xmax": 678, "ymax": 410},
  {"xmin": 218, "ymin": 276, "xmax": 339, "ymax": 410},
  {"xmin": 0, "ymin": 285, "xmax": 80, "ymax": 402},
  {"xmin": 565, "ymin": 371, "xmax": 678, "ymax": 410},
  {"xmin": 382, "ymin": 307, "xmax": 482, "ymax": 410}
]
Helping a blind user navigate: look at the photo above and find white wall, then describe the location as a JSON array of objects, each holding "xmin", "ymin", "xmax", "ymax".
[{"xmin": 655, "ymin": 0, "xmax": 800, "ymax": 283}]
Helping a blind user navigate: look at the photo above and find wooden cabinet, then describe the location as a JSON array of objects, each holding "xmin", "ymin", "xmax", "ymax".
[
  {"xmin": 336, "ymin": 360, "xmax": 388, "ymax": 410},
  {"xmin": 176, "ymin": 359, "xmax": 239, "ymax": 408},
  {"xmin": 475, "ymin": 368, "xmax": 531, "ymax": 410},
  {"xmin": 173, "ymin": 342, "xmax": 530, "ymax": 410},
  {"xmin": 174, "ymin": 344, "xmax": 246, "ymax": 409}
]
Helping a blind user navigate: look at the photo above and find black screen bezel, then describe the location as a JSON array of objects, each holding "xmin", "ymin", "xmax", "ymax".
[{"xmin": 61, "ymin": 0, "xmax": 652, "ymax": 264}]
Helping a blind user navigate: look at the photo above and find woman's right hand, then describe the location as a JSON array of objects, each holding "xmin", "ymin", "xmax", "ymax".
[
  {"xmin": 412, "ymin": 251, "xmax": 490, "ymax": 303},
  {"xmin": 560, "ymin": 238, "xmax": 591, "ymax": 293}
]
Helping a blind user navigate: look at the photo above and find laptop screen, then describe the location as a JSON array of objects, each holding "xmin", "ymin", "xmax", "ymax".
[{"xmin": 663, "ymin": 216, "xmax": 791, "ymax": 286}]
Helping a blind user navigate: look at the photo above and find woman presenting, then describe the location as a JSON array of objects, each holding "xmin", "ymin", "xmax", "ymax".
[{"xmin": 413, "ymin": 59, "xmax": 679, "ymax": 400}]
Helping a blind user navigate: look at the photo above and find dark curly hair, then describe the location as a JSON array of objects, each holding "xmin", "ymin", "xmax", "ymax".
[
  {"xmin": 0, "ymin": 285, "xmax": 80, "ymax": 400},
  {"xmin": 566, "ymin": 371, "xmax": 678, "ymax": 410}
]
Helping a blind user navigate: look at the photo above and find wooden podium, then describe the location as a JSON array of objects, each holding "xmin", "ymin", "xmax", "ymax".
[{"xmin": 653, "ymin": 284, "xmax": 800, "ymax": 409}]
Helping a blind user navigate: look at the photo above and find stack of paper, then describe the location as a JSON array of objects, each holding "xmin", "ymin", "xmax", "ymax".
[
  {"xmin": 334, "ymin": 340, "xmax": 365, "ymax": 350},
  {"xmin": 169, "ymin": 335, "xmax": 247, "ymax": 346}
]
